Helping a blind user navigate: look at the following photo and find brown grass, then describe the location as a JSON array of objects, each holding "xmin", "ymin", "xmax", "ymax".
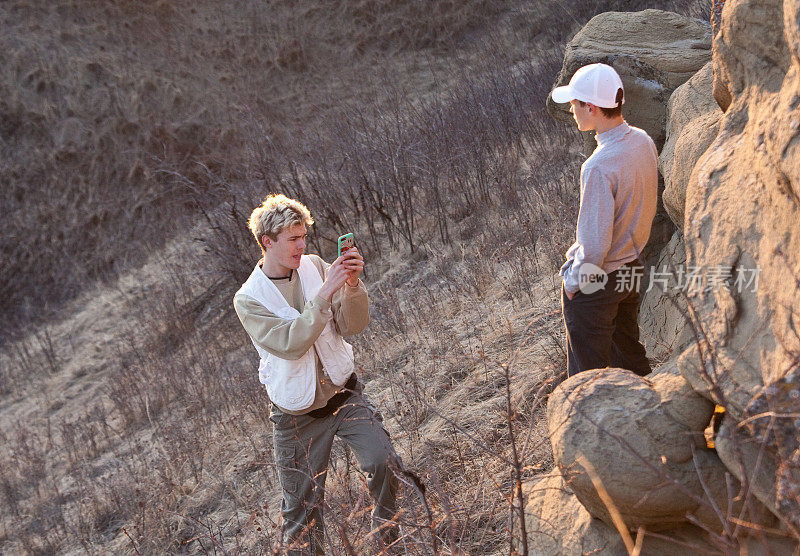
[
  {"xmin": 0, "ymin": 0, "xmax": 504, "ymax": 335},
  {"xmin": 1, "ymin": 0, "xmax": 713, "ymax": 553}
]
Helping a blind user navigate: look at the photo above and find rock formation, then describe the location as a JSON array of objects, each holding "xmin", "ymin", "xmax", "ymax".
[
  {"xmin": 530, "ymin": 1, "xmax": 800, "ymax": 551},
  {"xmin": 660, "ymin": 62, "xmax": 723, "ymax": 230},
  {"xmin": 679, "ymin": 0, "xmax": 800, "ymax": 531},
  {"xmin": 524, "ymin": 472, "xmax": 715, "ymax": 555},
  {"xmin": 638, "ymin": 231, "xmax": 692, "ymax": 362},
  {"xmin": 546, "ymin": 365, "xmax": 775, "ymax": 532}
]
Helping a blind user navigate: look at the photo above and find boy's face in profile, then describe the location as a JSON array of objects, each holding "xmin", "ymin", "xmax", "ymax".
[{"xmin": 569, "ymin": 99, "xmax": 594, "ymax": 132}]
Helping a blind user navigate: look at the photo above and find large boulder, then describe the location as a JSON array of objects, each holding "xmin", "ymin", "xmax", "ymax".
[
  {"xmin": 547, "ymin": 365, "xmax": 773, "ymax": 532},
  {"xmin": 660, "ymin": 62, "xmax": 723, "ymax": 229},
  {"xmin": 677, "ymin": 0, "xmax": 800, "ymax": 526},
  {"xmin": 547, "ymin": 9, "xmax": 711, "ymax": 153},
  {"xmin": 523, "ymin": 472, "xmax": 715, "ymax": 555}
]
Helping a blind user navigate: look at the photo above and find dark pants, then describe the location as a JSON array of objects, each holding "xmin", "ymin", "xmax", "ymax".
[
  {"xmin": 271, "ymin": 385, "xmax": 399, "ymax": 555},
  {"xmin": 562, "ymin": 267, "xmax": 651, "ymax": 377}
]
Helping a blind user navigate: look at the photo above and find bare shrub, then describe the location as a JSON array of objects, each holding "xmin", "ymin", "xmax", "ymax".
[
  {"xmin": 0, "ymin": 0, "xmax": 506, "ymax": 336},
  {"xmin": 190, "ymin": 43, "xmax": 580, "ymax": 290}
]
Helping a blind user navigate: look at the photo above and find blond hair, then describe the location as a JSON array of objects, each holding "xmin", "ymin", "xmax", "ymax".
[{"xmin": 248, "ymin": 194, "xmax": 314, "ymax": 251}]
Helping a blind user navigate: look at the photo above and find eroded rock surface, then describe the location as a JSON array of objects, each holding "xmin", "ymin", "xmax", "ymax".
[
  {"xmin": 660, "ymin": 62, "xmax": 723, "ymax": 229},
  {"xmin": 639, "ymin": 231, "xmax": 693, "ymax": 362},
  {"xmin": 523, "ymin": 472, "xmax": 715, "ymax": 555},
  {"xmin": 679, "ymin": 0, "xmax": 800, "ymax": 526}
]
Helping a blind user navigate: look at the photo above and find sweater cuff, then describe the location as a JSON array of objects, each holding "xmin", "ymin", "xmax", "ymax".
[
  {"xmin": 313, "ymin": 295, "xmax": 333, "ymax": 313},
  {"xmin": 344, "ymin": 279, "xmax": 365, "ymax": 292},
  {"xmin": 562, "ymin": 277, "xmax": 579, "ymax": 295}
]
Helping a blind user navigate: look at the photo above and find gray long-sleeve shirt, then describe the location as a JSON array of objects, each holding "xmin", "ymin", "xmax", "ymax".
[{"xmin": 561, "ymin": 122, "xmax": 658, "ymax": 294}]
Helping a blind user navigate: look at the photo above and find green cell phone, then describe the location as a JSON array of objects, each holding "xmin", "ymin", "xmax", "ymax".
[{"xmin": 337, "ymin": 233, "xmax": 354, "ymax": 257}]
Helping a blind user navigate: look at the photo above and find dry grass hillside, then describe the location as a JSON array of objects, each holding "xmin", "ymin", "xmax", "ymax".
[
  {"xmin": 0, "ymin": 0, "xmax": 514, "ymax": 332},
  {"xmin": 1, "ymin": 0, "xmax": 707, "ymax": 553}
]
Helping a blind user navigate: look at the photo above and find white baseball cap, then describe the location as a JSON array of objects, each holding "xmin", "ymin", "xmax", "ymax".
[{"xmin": 551, "ymin": 63, "xmax": 625, "ymax": 108}]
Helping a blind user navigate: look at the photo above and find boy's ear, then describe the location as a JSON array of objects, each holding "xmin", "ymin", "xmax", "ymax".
[{"xmin": 262, "ymin": 234, "xmax": 271, "ymax": 249}]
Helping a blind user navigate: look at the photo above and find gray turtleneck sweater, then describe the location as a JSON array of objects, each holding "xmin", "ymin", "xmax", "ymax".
[{"xmin": 560, "ymin": 121, "xmax": 658, "ymax": 294}]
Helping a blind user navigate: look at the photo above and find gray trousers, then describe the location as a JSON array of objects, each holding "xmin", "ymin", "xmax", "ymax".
[{"xmin": 271, "ymin": 387, "xmax": 399, "ymax": 555}]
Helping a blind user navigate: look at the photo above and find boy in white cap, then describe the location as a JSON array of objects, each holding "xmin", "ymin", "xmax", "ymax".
[{"xmin": 550, "ymin": 63, "xmax": 657, "ymax": 377}]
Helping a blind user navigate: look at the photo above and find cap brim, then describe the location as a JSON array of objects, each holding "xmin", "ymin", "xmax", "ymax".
[{"xmin": 551, "ymin": 85, "xmax": 576, "ymax": 104}]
